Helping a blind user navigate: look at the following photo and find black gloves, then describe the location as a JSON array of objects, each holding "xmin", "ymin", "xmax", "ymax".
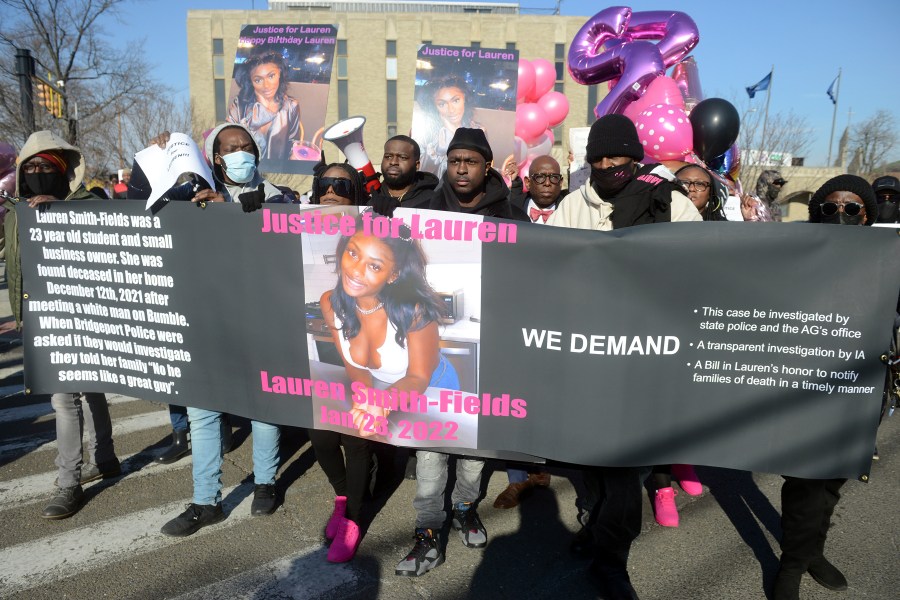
[
  {"xmin": 238, "ymin": 183, "xmax": 266, "ymax": 213},
  {"xmin": 370, "ymin": 194, "xmax": 400, "ymax": 218}
]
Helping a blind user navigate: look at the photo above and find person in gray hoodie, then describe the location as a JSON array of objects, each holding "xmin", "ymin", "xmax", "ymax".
[{"xmin": 6, "ymin": 130, "xmax": 121, "ymax": 520}]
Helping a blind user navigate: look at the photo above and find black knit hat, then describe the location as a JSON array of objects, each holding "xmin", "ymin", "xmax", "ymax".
[
  {"xmin": 872, "ymin": 175, "xmax": 900, "ymax": 194},
  {"xmin": 809, "ymin": 174, "xmax": 878, "ymax": 225},
  {"xmin": 448, "ymin": 128, "xmax": 493, "ymax": 162},
  {"xmin": 585, "ymin": 114, "xmax": 644, "ymax": 163}
]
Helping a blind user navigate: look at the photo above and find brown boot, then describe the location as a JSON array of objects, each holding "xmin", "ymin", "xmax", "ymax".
[
  {"xmin": 493, "ymin": 481, "xmax": 533, "ymax": 509},
  {"xmin": 529, "ymin": 472, "xmax": 551, "ymax": 487}
]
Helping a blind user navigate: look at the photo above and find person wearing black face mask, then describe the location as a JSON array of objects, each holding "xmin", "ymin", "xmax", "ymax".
[
  {"xmin": 872, "ymin": 175, "xmax": 900, "ymax": 224},
  {"xmin": 547, "ymin": 114, "xmax": 701, "ymax": 231},
  {"xmin": 3, "ymin": 130, "xmax": 121, "ymax": 522}
]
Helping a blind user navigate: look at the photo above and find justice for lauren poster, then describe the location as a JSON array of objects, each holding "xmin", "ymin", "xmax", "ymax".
[{"xmin": 18, "ymin": 201, "xmax": 900, "ymax": 478}]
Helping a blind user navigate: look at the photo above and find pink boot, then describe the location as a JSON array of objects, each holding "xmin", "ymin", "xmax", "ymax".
[
  {"xmin": 672, "ymin": 464, "xmax": 703, "ymax": 496},
  {"xmin": 327, "ymin": 517, "xmax": 360, "ymax": 563},
  {"xmin": 654, "ymin": 487, "xmax": 679, "ymax": 527},
  {"xmin": 325, "ymin": 496, "xmax": 347, "ymax": 540}
]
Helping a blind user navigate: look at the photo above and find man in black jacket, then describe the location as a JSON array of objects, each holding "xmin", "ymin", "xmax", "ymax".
[
  {"xmin": 369, "ymin": 135, "xmax": 439, "ymax": 216},
  {"xmin": 428, "ymin": 128, "xmax": 527, "ymax": 221}
]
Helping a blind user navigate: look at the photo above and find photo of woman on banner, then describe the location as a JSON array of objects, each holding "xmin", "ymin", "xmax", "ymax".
[
  {"xmin": 411, "ymin": 46, "xmax": 518, "ymax": 180},
  {"xmin": 416, "ymin": 74, "xmax": 482, "ymax": 178},
  {"xmin": 226, "ymin": 24, "xmax": 337, "ymax": 175},
  {"xmin": 228, "ymin": 48, "xmax": 300, "ymax": 162},
  {"xmin": 321, "ymin": 216, "xmax": 459, "ymax": 434}
]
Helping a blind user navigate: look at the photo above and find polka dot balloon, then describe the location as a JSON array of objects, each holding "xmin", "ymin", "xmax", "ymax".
[{"xmin": 634, "ymin": 103, "xmax": 693, "ymax": 161}]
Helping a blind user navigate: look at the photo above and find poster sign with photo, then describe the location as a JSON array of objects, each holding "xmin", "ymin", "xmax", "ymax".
[
  {"xmin": 227, "ymin": 24, "xmax": 338, "ymax": 175},
  {"xmin": 411, "ymin": 45, "xmax": 518, "ymax": 179},
  {"xmin": 17, "ymin": 202, "xmax": 900, "ymax": 478}
]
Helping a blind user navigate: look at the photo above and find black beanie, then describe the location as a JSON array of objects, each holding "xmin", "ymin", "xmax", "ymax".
[
  {"xmin": 585, "ymin": 114, "xmax": 644, "ymax": 163},
  {"xmin": 808, "ymin": 174, "xmax": 878, "ymax": 225},
  {"xmin": 447, "ymin": 128, "xmax": 493, "ymax": 162}
]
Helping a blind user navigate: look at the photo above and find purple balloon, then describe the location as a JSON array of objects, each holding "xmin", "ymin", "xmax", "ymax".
[
  {"xmin": 0, "ymin": 142, "xmax": 16, "ymax": 174},
  {"xmin": 568, "ymin": 7, "xmax": 700, "ymax": 117}
]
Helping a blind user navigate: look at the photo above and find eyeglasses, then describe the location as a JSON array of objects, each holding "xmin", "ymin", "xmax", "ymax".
[
  {"xmin": 821, "ymin": 201, "xmax": 863, "ymax": 217},
  {"xmin": 529, "ymin": 173, "xmax": 563, "ymax": 184},
  {"xmin": 876, "ymin": 192, "xmax": 899, "ymax": 204},
  {"xmin": 772, "ymin": 179, "xmax": 787, "ymax": 186},
  {"xmin": 676, "ymin": 179, "xmax": 711, "ymax": 191},
  {"xmin": 315, "ymin": 176, "xmax": 353, "ymax": 198},
  {"xmin": 22, "ymin": 161, "xmax": 59, "ymax": 174}
]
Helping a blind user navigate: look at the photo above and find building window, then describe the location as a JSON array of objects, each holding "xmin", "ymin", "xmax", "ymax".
[
  {"xmin": 471, "ymin": 41, "xmax": 481, "ymax": 49},
  {"xmin": 506, "ymin": 42, "xmax": 516, "ymax": 51},
  {"xmin": 386, "ymin": 40, "xmax": 398, "ymax": 134},
  {"xmin": 213, "ymin": 38, "xmax": 226, "ymax": 122},
  {"xmin": 387, "ymin": 125, "xmax": 398, "ymax": 137},
  {"xmin": 387, "ymin": 80, "xmax": 397, "ymax": 123},
  {"xmin": 587, "ymin": 85, "xmax": 598, "ymax": 123},
  {"xmin": 214, "ymin": 79, "xmax": 226, "ymax": 122},
  {"xmin": 337, "ymin": 40, "xmax": 349, "ymax": 119},
  {"xmin": 338, "ymin": 80, "xmax": 349, "ymax": 120},
  {"xmin": 422, "ymin": 40, "xmax": 432, "ymax": 46}
]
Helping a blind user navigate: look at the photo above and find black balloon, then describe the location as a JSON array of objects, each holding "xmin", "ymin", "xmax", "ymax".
[{"xmin": 689, "ymin": 98, "xmax": 740, "ymax": 163}]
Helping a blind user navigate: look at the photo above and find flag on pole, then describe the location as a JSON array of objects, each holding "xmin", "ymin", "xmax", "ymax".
[
  {"xmin": 827, "ymin": 76, "xmax": 838, "ymax": 105},
  {"xmin": 746, "ymin": 71, "xmax": 772, "ymax": 99}
]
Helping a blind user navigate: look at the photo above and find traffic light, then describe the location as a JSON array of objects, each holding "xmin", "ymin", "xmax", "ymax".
[{"xmin": 31, "ymin": 77, "xmax": 64, "ymax": 119}]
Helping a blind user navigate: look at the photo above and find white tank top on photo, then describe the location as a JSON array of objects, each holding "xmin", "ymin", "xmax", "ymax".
[{"xmin": 333, "ymin": 314, "xmax": 409, "ymax": 384}]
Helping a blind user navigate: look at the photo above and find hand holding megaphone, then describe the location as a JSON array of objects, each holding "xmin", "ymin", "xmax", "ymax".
[{"xmin": 322, "ymin": 116, "xmax": 381, "ymax": 193}]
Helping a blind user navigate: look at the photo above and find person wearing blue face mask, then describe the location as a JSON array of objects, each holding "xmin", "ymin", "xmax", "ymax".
[{"xmin": 149, "ymin": 124, "xmax": 285, "ymax": 210}]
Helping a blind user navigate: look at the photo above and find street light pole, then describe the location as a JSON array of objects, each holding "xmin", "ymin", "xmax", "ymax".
[{"xmin": 15, "ymin": 48, "xmax": 36, "ymax": 139}]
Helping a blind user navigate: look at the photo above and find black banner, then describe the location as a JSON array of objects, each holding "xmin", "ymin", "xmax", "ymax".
[{"xmin": 18, "ymin": 201, "xmax": 900, "ymax": 478}]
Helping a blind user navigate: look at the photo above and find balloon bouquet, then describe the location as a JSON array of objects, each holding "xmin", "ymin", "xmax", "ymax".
[
  {"xmin": 0, "ymin": 142, "xmax": 17, "ymax": 224},
  {"xmin": 567, "ymin": 6, "xmax": 767, "ymax": 220},
  {"xmin": 511, "ymin": 58, "xmax": 570, "ymax": 179}
]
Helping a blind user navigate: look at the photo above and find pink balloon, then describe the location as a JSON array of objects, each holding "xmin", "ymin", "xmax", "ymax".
[
  {"xmin": 623, "ymin": 75, "xmax": 685, "ymax": 121},
  {"xmin": 517, "ymin": 59, "xmax": 535, "ymax": 103},
  {"xmin": 530, "ymin": 59, "xmax": 556, "ymax": 102},
  {"xmin": 517, "ymin": 157, "xmax": 533, "ymax": 179},
  {"xmin": 634, "ymin": 104, "xmax": 693, "ymax": 161},
  {"xmin": 537, "ymin": 91, "xmax": 570, "ymax": 128},
  {"xmin": 515, "ymin": 103, "xmax": 549, "ymax": 144}
]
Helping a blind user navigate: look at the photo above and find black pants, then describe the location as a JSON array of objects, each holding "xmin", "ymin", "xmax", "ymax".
[
  {"xmin": 583, "ymin": 466, "xmax": 645, "ymax": 570},
  {"xmin": 779, "ymin": 476, "xmax": 847, "ymax": 570},
  {"xmin": 307, "ymin": 429, "xmax": 372, "ymax": 522}
]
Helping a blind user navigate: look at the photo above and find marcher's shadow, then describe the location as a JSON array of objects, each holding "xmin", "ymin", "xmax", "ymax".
[
  {"xmin": 468, "ymin": 486, "xmax": 593, "ymax": 599},
  {"xmin": 700, "ymin": 466, "xmax": 781, "ymax": 594}
]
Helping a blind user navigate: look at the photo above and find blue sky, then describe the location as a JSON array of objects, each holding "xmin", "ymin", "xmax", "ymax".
[{"xmin": 110, "ymin": 0, "xmax": 900, "ymax": 166}]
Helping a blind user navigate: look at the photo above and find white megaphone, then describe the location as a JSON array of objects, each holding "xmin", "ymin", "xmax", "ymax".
[{"xmin": 322, "ymin": 116, "xmax": 381, "ymax": 193}]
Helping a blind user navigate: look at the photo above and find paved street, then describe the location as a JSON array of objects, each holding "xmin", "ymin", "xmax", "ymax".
[{"xmin": 1, "ymin": 267, "xmax": 898, "ymax": 600}]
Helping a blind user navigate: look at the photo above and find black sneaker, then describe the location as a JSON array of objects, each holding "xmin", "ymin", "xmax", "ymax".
[
  {"xmin": 160, "ymin": 503, "xmax": 225, "ymax": 537},
  {"xmin": 251, "ymin": 484, "xmax": 277, "ymax": 516},
  {"xmin": 80, "ymin": 458, "xmax": 122, "ymax": 484},
  {"xmin": 451, "ymin": 502, "xmax": 487, "ymax": 548},
  {"xmin": 395, "ymin": 528, "xmax": 444, "ymax": 577},
  {"xmin": 41, "ymin": 485, "xmax": 85, "ymax": 520}
]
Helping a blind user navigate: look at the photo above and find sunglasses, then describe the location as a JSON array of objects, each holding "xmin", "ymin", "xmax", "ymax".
[
  {"xmin": 529, "ymin": 173, "xmax": 563, "ymax": 184},
  {"xmin": 820, "ymin": 201, "xmax": 863, "ymax": 217},
  {"xmin": 772, "ymin": 179, "xmax": 787, "ymax": 186},
  {"xmin": 315, "ymin": 176, "xmax": 353, "ymax": 198}
]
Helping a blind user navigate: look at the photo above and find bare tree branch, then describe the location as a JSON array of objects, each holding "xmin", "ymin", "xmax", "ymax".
[{"xmin": 848, "ymin": 110, "xmax": 898, "ymax": 177}]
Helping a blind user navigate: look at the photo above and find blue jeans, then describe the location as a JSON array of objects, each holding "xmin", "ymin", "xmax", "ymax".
[
  {"xmin": 186, "ymin": 407, "xmax": 280, "ymax": 506},
  {"xmin": 169, "ymin": 405, "xmax": 188, "ymax": 432},
  {"xmin": 429, "ymin": 354, "xmax": 459, "ymax": 389}
]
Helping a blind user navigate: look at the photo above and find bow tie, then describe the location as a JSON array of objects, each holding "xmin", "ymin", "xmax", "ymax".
[{"xmin": 530, "ymin": 207, "xmax": 554, "ymax": 223}]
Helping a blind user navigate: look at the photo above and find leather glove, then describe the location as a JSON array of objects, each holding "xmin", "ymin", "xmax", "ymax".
[
  {"xmin": 238, "ymin": 183, "xmax": 265, "ymax": 213},
  {"xmin": 370, "ymin": 194, "xmax": 400, "ymax": 218}
]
